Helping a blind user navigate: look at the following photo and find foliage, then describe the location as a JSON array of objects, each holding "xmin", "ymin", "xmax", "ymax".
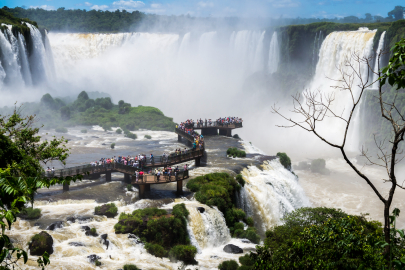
[
  {"xmin": 55, "ymin": 127, "xmax": 68, "ymax": 133},
  {"xmin": 111, "ymin": 143, "xmax": 115, "ymax": 149},
  {"xmin": 246, "ymin": 217, "xmax": 254, "ymax": 227},
  {"xmin": 276, "ymin": 152, "xmax": 291, "ymax": 170},
  {"xmin": 218, "ymin": 260, "xmax": 239, "ymax": 270},
  {"xmin": 281, "ymin": 207, "xmax": 347, "ymax": 228},
  {"xmin": 125, "ymin": 131, "xmax": 137, "ymax": 140},
  {"xmin": 144, "ymin": 134, "xmax": 152, "ymax": 139},
  {"xmin": 168, "ymin": 245, "xmax": 198, "ymax": 264},
  {"xmin": 236, "ymin": 174, "xmax": 245, "ymax": 187},
  {"xmin": 381, "ymin": 38, "xmax": 405, "ymax": 90},
  {"xmin": 227, "ymin": 147, "xmax": 246, "ymax": 158},
  {"xmin": 116, "ymin": 128, "xmax": 122, "ymax": 134},
  {"xmin": 18, "ymin": 207, "xmax": 41, "ymax": 220},
  {"xmin": 234, "ymin": 226, "xmax": 261, "ymax": 244},
  {"xmin": 127, "ymin": 184, "xmax": 133, "ymax": 191},
  {"xmin": 123, "ymin": 264, "xmax": 140, "ymax": 270},
  {"xmin": 80, "ymin": 129, "xmax": 87, "ymax": 133},
  {"xmin": 90, "ymin": 228, "xmax": 97, "ymax": 235},
  {"xmin": 239, "ymin": 254, "xmax": 254, "ymax": 267},
  {"xmin": 95, "ymin": 203, "xmax": 118, "ymax": 218},
  {"xmin": 94, "ymin": 259, "xmax": 101, "ymax": 266},
  {"xmin": 114, "ymin": 204, "xmax": 192, "ymax": 259}
]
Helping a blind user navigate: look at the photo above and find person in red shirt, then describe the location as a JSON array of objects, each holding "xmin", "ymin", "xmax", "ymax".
[{"xmin": 139, "ymin": 170, "xmax": 144, "ymax": 182}]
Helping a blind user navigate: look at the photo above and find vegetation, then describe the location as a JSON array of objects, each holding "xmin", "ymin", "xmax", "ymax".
[
  {"xmin": 186, "ymin": 173, "xmax": 260, "ymax": 243},
  {"xmin": 123, "ymin": 264, "xmax": 140, "ymax": 270},
  {"xmin": 276, "ymin": 152, "xmax": 291, "ymax": 170},
  {"xmin": 114, "ymin": 204, "xmax": 196, "ymax": 262},
  {"xmin": 236, "ymin": 174, "xmax": 245, "ymax": 187},
  {"xmin": 310, "ymin": 158, "xmax": 330, "ymax": 175},
  {"xmin": 218, "ymin": 260, "xmax": 239, "ymax": 270},
  {"xmin": 116, "ymin": 128, "xmax": 122, "ymax": 134},
  {"xmin": 168, "ymin": 245, "xmax": 198, "ymax": 264},
  {"xmin": 0, "ymin": 91, "xmax": 176, "ymax": 132},
  {"xmin": 80, "ymin": 129, "xmax": 87, "ymax": 133},
  {"xmin": 110, "ymin": 143, "xmax": 115, "ymax": 149},
  {"xmin": 0, "ymin": 8, "xmax": 37, "ymax": 41},
  {"xmin": 55, "ymin": 127, "xmax": 68, "ymax": 133},
  {"xmin": 144, "ymin": 134, "xmax": 152, "ymax": 139},
  {"xmin": 126, "ymin": 184, "xmax": 133, "ymax": 191},
  {"xmin": 94, "ymin": 259, "xmax": 101, "ymax": 266},
  {"xmin": 95, "ymin": 203, "xmax": 118, "ymax": 218},
  {"xmin": 227, "ymin": 147, "xmax": 246, "ymax": 158},
  {"xmin": 18, "ymin": 207, "xmax": 41, "ymax": 220}
]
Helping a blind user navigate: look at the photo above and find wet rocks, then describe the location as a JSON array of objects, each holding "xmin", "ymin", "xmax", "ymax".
[
  {"xmin": 81, "ymin": 226, "xmax": 90, "ymax": 231},
  {"xmin": 241, "ymin": 239, "xmax": 251, "ymax": 243},
  {"xmin": 46, "ymin": 221, "xmax": 63, "ymax": 231},
  {"xmin": 66, "ymin": 217, "xmax": 76, "ymax": 223},
  {"xmin": 197, "ymin": 207, "xmax": 205, "ymax": 213},
  {"xmin": 87, "ymin": 254, "xmax": 101, "ymax": 266},
  {"xmin": 77, "ymin": 215, "xmax": 94, "ymax": 223},
  {"xmin": 100, "ymin": 234, "xmax": 109, "ymax": 249},
  {"xmin": 128, "ymin": 234, "xmax": 142, "ymax": 244},
  {"xmin": 223, "ymin": 244, "xmax": 243, "ymax": 254},
  {"xmin": 68, "ymin": 242, "xmax": 86, "ymax": 247},
  {"xmin": 29, "ymin": 231, "xmax": 54, "ymax": 256},
  {"xmin": 94, "ymin": 203, "xmax": 118, "ymax": 218},
  {"xmin": 85, "ymin": 228, "xmax": 98, "ymax": 237}
]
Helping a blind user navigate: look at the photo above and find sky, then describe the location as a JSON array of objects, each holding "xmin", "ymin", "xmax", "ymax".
[{"xmin": 2, "ymin": 0, "xmax": 404, "ymax": 18}]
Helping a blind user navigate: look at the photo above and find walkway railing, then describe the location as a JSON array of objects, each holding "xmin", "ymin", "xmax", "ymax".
[
  {"xmin": 185, "ymin": 122, "xmax": 243, "ymax": 129},
  {"xmin": 133, "ymin": 169, "xmax": 189, "ymax": 184}
]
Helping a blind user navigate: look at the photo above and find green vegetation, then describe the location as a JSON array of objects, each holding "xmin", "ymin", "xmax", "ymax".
[
  {"xmin": 250, "ymin": 207, "xmax": 405, "ymax": 269},
  {"xmin": 144, "ymin": 134, "xmax": 152, "ymax": 139},
  {"xmin": 226, "ymin": 147, "xmax": 246, "ymax": 158},
  {"xmin": 0, "ymin": 91, "xmax": 176, "ymax": 132},
  {"xmin": 123, "ymin": 264, "xmax": 140, "ymax": 270},
  {"xmin": 95, "ymin": 203, "xmax": 118, "ymax": 218},
  {"xmin": 116, "ymin": 128, "xmax": 122, "ymax": 134},
  {"xmin": 169, "ymin": 245, "xmax": 198, "ymax": 264},
  {"xmin": 218, "ymin": 260, "xmax": 239, "ymax": 270},
  {"xmin": 0, "ymin": 8, "xmax": 37, "ymax": 41},
  {"xmin": 236, "ymin": 174, "xmax": 245, "ymax": 187},
  {"xmin": 55, "ymin": 127, "xmax": 68, "ymax": 133},
  {"xmin": 111, "ymin": 143, "xmax": 115, "ymax": 149},
  {"xmin": 18, "ymin": 207, "xmax": 41, "ymax": 220},
  {"xmin": 310, "ymin": 158, "xmax": 330, "ymax": 175},
  {"xmin": 186, "ymin": 173, "xmax": 260, "ymax": 243},
  {"xmin": 127, "ymin": 184, "xmax": 133, "ymax": 191},
  {"xmin": 80, "ymin": 129, "xmax": 87, "ymax": 133},
  {"xmin": 114, "ymin": 204, "xmax": 196, "ymax": 262},
  {"xmin": 276, "ymin": 152, "xmax": 291, "ymax": 170},
  {"xmin": 94, "ymin": 259, "xmax": 101, "ymax": 266}
]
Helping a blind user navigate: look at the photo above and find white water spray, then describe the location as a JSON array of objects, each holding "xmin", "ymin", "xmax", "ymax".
[{"xmin": 268, "ymin": 32, "xmax": 279, "ymax": 74}]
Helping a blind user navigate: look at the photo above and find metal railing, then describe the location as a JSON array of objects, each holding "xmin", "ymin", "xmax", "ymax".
[
  {"xmin": 134, "ymin": 169, "xmax": 189, "ymax": 184},
  {"xmin": 182, "ymin": 122, "xmax": 243, "ymax": 129}
]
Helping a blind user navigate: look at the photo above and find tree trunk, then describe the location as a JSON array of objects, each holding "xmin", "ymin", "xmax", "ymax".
[{"xmin": 384, "ymin": 202, "xmax": 391, "ymax": 257}]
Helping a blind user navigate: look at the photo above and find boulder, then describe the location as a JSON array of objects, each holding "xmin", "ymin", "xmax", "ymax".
[
  {"xmin": 128, "ymin": 234, "xmax": 142, "ymax": 244},
  {"xmin": 241, "ymin": 239, "xmax": 251, "ymax": 243},
  {"xmin": 81, "ymin": 226, "xmax": 90, "ymax": 231},
  {"xmin": 100, "ymin": 234, "xmax": 108, "ymax": 241},
  {"xmin": 69, "ymin": 242, "xmax": 86, "ymax": 247},
  {"xmin": 223, "ymin": 244, "xmax": 243, "ymax": 254},
  {"xmin": 66, "ymin": 217, "xmax": 76, "ymax": 223},
  {"xmin": 85, "ymin": 228, "xmax": 98, "ymax": 237},
  {"xmin": 197, "ymin": 207, "xmax": 205, "ymax": 213},
  {"xmin": 46, "ymin": 221, "xmax": 63, "ymax": 231},
  {"xmin": 95, "ymin": 203, "xmax": 118, "ymax": 218},
  {"xmin": 100, "ymin": 234, "xmax": 109, "ymax": 249},
  {"xmin": 29, "ymin": 231, "xmax": 54, "ymax": 256},
  {"xmin": 87, "ymin": 254, "xmax": 101, "ymax": 264},
  {"xmin": 77, "ymin": 216, "xmax": 93, "ymax": 223}
]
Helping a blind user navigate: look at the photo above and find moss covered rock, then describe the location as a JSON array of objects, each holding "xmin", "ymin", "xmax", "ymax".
[
  {"xmin": 28, "ymin": 231, "xmax": 53, "ymax": 256},
  {"xmin": 95, "ymin": 203, "xmax": 118, "ymax": 218}
]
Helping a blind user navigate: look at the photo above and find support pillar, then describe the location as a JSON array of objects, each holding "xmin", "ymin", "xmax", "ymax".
[
  {"xmin": 226, "ymin": 129, "xmax": 232, "ymax": 137},
  {"xmin": 195, "ymin": 157, "xmax": 201, "ymax": 167},
  {"xmin": 145, "ymin": 184, "xmax": 151, "ymax": 191},
  {"xmin": 219, "ymin": 129, "xmax": 227, "ymax": 136},
  {"xmin": 106, "ymin": 172, "xmax": 111, "ymax": 182},
  {"xmin": 178, "ymin": 134, "xmax": 182, "ymax": 142},
  {"xmin": 139, "ymin": 184, "xmax": 145, "ymax": 199},
  {"xmin": 63, "ymin": 183, "xmax": 69, "ymax": 192},
  {"xmin": 177, "ymin": 180, "xmax": 183, "ymax": 195},
  {"xmin": 124, "ymin": 173, "xmax": 131, "ymax": 183}
]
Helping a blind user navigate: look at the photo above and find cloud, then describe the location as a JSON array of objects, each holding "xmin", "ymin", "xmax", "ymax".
[
  {"xmin": 151, "ymin": 3, "xmax": 162, "ymax": 8},
  {"xmin": 29, "ymin": 5, "xmax": 55, "ymax": 10},
  {"xmin": 84, "ymin": 2, "xmax": 92, "ymax": 6},
  {"xmin": 112, "ymin": 0, "xmax": 145, "ymax": 9},
  {"xmin": 198, "ymin": 1, "xmax": 214, "ymax": 8},
  {"xmin": 91, "ymin": 4, "xmax": 109, "ymax": 10}
]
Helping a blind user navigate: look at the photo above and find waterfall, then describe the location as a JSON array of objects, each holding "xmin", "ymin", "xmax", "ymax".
[
  {"xmin": 17, "ymin": 33, "xmax": 32, "ymax": 86},
  {"xmin": 241, "ymin": 159, "xmax": 310, "ymax": 231},
  {"xmin": 308, "ymin": 28, "xmax": 376, "ymax": 150},
  {"xmin": 43, "ymin": 30, "xmax": 56, "ymax": 82},
  {"xmin": 178, "ymin": 32, "xmax": 191, "ymax": 56},
  {"xmin": 0, "ymin": 26, "xmax": 24, "ymax": 86},
  {"xmin": 372, "ymin": 31, "xmax": 386, "ymax": 89},
  {"xmin": 252, "ymin": 31, "xmax": 266, "ymax": 73},
  {"xmin": 268, "ymin": 32, "xmax": 280, "ymax": 74}
]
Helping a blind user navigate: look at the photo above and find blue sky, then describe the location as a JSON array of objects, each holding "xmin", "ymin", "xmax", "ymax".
[{"xmin": 3, "ymin": 0, "xmax": 404, "ymax": 18}]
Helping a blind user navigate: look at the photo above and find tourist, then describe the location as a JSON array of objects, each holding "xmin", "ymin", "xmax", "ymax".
[{"xmin": 135, "ymin": 171, "xmax": 139, "ymax": 183}]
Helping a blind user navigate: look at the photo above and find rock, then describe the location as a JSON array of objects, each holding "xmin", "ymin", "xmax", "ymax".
[
  {"xmin": 69, "ymin": 242, "xmax": 86, "ymax": 247},
  {"xmin": 77, "ymin": 215, "xmax": 93, "ymax": 223},
  {"xmin": 94, "ymin": 203, "xmax": 118, "ymax": 218},
  {"xmin": 91, "ymin": 136, "xmax": 99, "ymax": 138},
  {"xmin": 100, "ymin": 234, "xmax": 108, "ymax": 241},
  {"xmin": 223, "ymin": 244, "xmax": 243, "ymax": 254},
  {"xmin": 104, "ymin": 240, "xmax": 110, "ymax": 250},
  {"xmin": 210, "ymin": 255, "xmax": 220, "ymax": 259},
  {"xmin": 100, "ymin": 234, "xmax": 109, "ymax": 249},
  {"xmin": 87, "ymin": 254, "xmax": 101, "ymax": 264},
  {"xmin": 197, "ymin": 207, "xmax": 205, "ymax": 213},
  {"xmin": 128, "ymin": 234, "xmax": 142, "ymax": 244},
  {"xmin": 101, "ymin": 143, "xmax": 106, "ymax": 145},
  {"xmin": 46, "ymin": 221, "xmax": 63, "ymax": 231},
  {"xmin": 241, "ymin": 239, "xmax": 251, "ymax": 243},
  {"xmin": 29, "ymin": 231, "xmax": 54, "ymax": 256},
  {"xmin": 66, "ymin": 217, "xmax": 76, "ymax": 223},
  {"xmin": 233, "ymin": 134, "xmax": 240, "ymax": 139},
  {"xmin": 81, "ymin": 226, "xmax": 90, "ymax": 231},
  {"xmin": 85, "ymin": 228, "xmax": 98, "ymax": 237}
]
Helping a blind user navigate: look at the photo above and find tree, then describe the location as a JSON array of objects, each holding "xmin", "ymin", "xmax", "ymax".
[
  {"xmin": 272, "ymin": 39, "xmax": 405, "ymax": 260},
  {"xmin": 365, "ymin": 13, "xmax": 373, "ymax": 22},
  {"xmin": 388, "ymin": 6, "xmax": 404, "ymax": 20}
]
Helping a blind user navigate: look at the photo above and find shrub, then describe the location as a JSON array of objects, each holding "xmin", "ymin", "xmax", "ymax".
[
  {"xmin": 81, "ymin": 129, "xmax": 87, "ymax": 133},
  {"xmin": 111, "ymin": 143, "xmax": 115, "ymax": 149},
  {"xmin": 144, "ymin": 134, "xmax": 152, "ymax": 139},
  {"xmin": 234, "ymin": 227, "xmax": 260, "ymax": 244},
  {"xmin": 90, "ymin": 228, "xmax": 97, "ymax": 234},
  {"xmin": 145, "ymin": 243, "xmax": 166, "ymax": 258},
  {"xmin": 226, "ymin": 147, "xmax": 246, "ymax": 158},
  {"xmin": 172, "ymin": 203, "xmax": 190, "ymax": 219},
  {"xmin": 236, "ymin": 174, "xmax": 245, "ymax": 186},
  {"xmin": 246, "ymin": 217, "xmax": 254, "ymax": 227},
  {"xmin": 276, "ymin": 152, "xmax": 291, "ymax": 170},
  {"xmin": 124, "ymin": 130, "xmax": 137, "ymax": 140},
  {"xmin": 127, "ymin": 184, "xmax": 133, "ymax": 191},
  {"xmin": 102, "ymin": 124, "xmax": 112, "ymax": 131},
  {"xmin": 55, "ymin": 127, "xmax": 68, "ymax": 133},
  {"xmin": 169, "ymin": 245, "xmax": 198, "ymax": 264},
  {"xmin": 18, "ymin": 207, "xmax": 41, "ymax": 220},
  {"xmin": 218, "ymin": 260, "xmax": 239, "ymax": 270},
  {"xmin": 310, "ymin": 158, "xmax": 330, "ymax": 175},
  {"xmin": 95, "ymin": 203, "xmax": 118, "ymax": 218},
  {"xmin": 116, "ymin": 128, "xmax": 122, "ymax": 134},
  {"xmin": 95, "ymin": 259, "xmax": 101, "ymax": 266},
  {"xmin": 239, "ymin": 253, "xmax": 254, "ymax": 266},
  {"xmin": 123, "ymin": 264, "xmax": 140, "ymax": 270}
]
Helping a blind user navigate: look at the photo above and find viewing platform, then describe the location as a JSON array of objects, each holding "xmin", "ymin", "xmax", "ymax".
[{"xmin": 175, "ymin": 122, "xmax": 242, "ymax": 139}]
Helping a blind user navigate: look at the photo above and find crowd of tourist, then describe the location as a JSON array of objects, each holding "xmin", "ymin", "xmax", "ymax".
[{"xmin": 177, "ymin": 117, "xmax": 243, "ymax": 129}]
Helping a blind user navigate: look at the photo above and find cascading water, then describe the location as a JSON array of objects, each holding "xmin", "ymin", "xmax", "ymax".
[
  {"xmin": 252, "ymin": 31, "xmax": 266, "ymax": 73},
  {"xmin": 17, "ymin": 33, "xmax": 33, "ymax": 86},
  {"xmin": 240, "ymin": 159, "xmax": 310, "ymax": 231},
  {"xmin": 268, "ymin": 31, "xmax": 280, "ymax": 74},
  {"xmin": 308, "ymin": 28, "xmax": 376, "ymax": 150},
  {"xmin": 372, "ymin": 31, "xmax": 386, "ymax": 89},
  {"xmin": 0, "ymin": 25, "xmax": 23, "ymax": 86}
]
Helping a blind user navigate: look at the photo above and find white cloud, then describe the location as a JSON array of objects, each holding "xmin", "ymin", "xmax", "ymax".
[
  {"xmin": 224, "ymin": 7, "xmax": 236, "ymax": 13},
  {"xmin": 84, "ymin": 2, "xmax": 92, "ymax": 6},
  {"xmin": 29, "ymin": 5, "xmax": 55, "ymax": 10},
  {"xmin": 151, "ymin": 3, "xmax": 161, "ymax": 8},
  {"xmin": 91, "ymin": 4, "xmax": 109, "ymax": 10},
  {"xmin": 112, "ymin": 0, "xmax": 145, "ymax": 9},
  {"xmin": 198, "ymin": 1, "xmax": 214, "ymax": 8}
]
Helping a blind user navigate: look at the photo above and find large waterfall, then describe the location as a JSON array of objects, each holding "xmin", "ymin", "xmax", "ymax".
[
  {"xmin": 372, "ymin": 31, "xmax": 386, "ymax": 88},
  {"xmin": 268, "ymin": 32, "xmax": 279, "ymax": 74}
]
